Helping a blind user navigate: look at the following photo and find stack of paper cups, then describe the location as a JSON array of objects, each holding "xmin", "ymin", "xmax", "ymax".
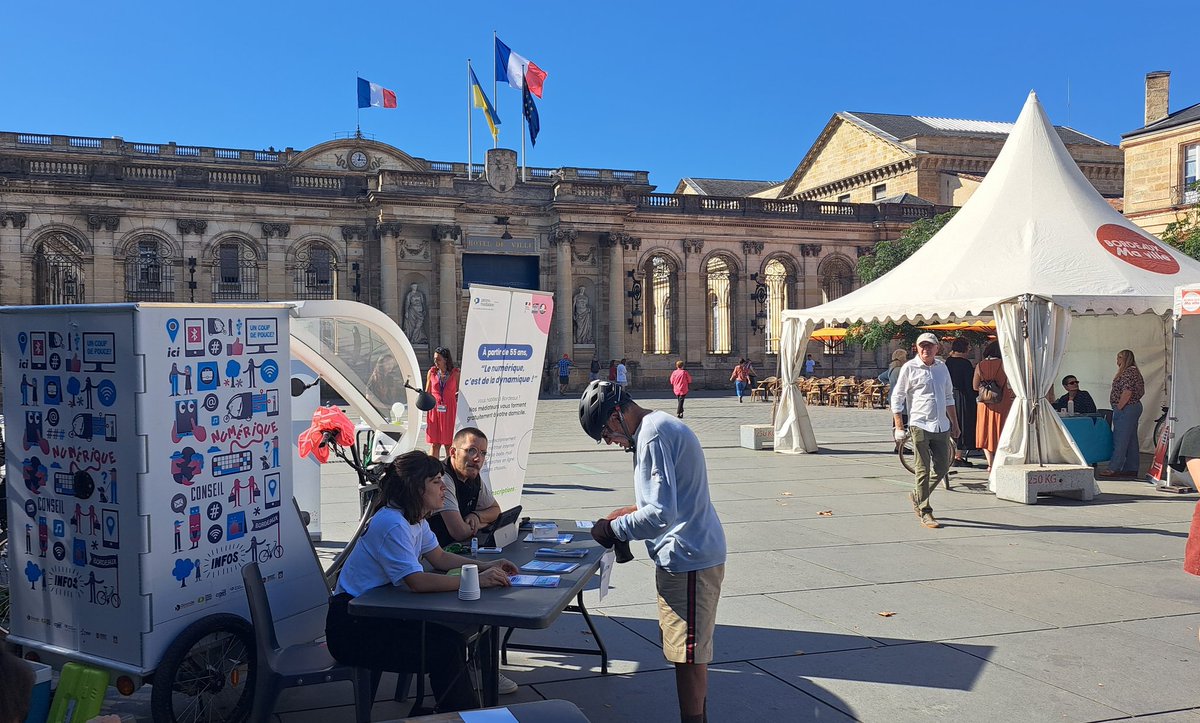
[{"xmin": 459, "ymin": 564, "xmax": 480, "ymax": 601}]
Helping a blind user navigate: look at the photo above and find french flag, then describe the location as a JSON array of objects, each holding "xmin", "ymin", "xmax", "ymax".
[{"xmin": 357, "ymin": 77, "xmax": 397, "ymax": 109}]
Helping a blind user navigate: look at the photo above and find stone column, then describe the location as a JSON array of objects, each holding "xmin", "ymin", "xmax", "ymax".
[
  {"xmin": 375, "ymin": 223, "xmax": 401, "ymax": 321},
  {"xmin": 551, "ymin": 229, "xmax": 574, "ymax": 356},
  {"xmin": 435, "ymin": 225, "xmax": 461, "ymax": 356},
  {"xmin": 87, "ymin": 214, "xmax": 121, "ymax": 303},
  {"xmin": 341, "ymin": 225, "xmax": 370, "ymax": 307},
  {"xmin": 257, "ymin": 222, "xmax": 291, "ymax": 301},
  {"xmin": 682, "ymin": 239, "xmax": 705, "ymax": 360},
  {"xmin": 176, "ymin": 219, "xmax": 208, "ymax": 303},
  {"xmin": 601, "ymin": 233, "xmax": 626, "ymax": 362},
  {"xmin": 1, "ymin": 212, "xmax": 30, "ymax": 305}
]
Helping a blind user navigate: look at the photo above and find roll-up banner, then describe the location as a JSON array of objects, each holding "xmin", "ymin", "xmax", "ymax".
[{"xmin": 456, "ymin": 284, "xmax": 554, "ymax": 511}]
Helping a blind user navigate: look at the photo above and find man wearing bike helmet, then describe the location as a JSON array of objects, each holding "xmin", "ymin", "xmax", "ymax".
[
  {"xmin": 578, "ymin": 380, "xmax": 725, "ymax": 723},
  {"xmin": 892, "ymin": 333, "xmax": 959, "ymax": 529}
]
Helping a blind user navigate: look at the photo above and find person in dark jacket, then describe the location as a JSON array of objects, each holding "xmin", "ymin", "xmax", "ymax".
[{"xmin": 1050, "ymin": 374, "xmax": 1097, "ymax": 414}]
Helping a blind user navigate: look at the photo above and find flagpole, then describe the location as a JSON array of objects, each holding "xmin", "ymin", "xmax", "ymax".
[
  {"xmin": 467, "ymin": 59, "xmax": 473, "ymax": 181},
  {"xmin": 492, "ymin": 30, "xmax": 499, "ymax": 148},
  {"xmin": 355, "ymin": 70, "xmax": 361, "ymax": 137},
  {"xmin": 520, "ymin": 63, "xmax": 527, "ymax": 182}
]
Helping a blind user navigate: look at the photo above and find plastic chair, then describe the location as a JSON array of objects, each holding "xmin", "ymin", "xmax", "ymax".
[{"xmin": 240, "ymin": 562, "xmax": 374, "ymax": 723}]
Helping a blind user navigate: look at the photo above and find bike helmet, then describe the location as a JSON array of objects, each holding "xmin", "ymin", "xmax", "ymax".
[{"xmin": 578, "ymin": 380, "xmax": 631, "ymax": 441}]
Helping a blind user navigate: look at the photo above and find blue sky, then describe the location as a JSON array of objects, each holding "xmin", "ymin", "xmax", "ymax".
[{"xmin": 3, "ymin": 1, "xmax": 1198, "ymax": 190}]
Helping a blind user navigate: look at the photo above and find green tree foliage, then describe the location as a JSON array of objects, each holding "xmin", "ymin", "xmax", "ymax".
[
  {"xmin": 845, "ymin": 210, "xmax": 958, "ymax": 350},
  {"xmin": 1160, "ymin": 183, "xmax": 1200, "ymax": 260}
]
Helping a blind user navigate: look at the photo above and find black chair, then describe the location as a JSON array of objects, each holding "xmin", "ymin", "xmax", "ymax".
[{"xmin": 240, "ymin": 562, "xmax": 374, "ymax": 723}]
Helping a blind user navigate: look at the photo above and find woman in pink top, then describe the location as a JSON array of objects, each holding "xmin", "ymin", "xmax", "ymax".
[{"xmin": 670, "ymin": 360, "xmax": 693, "ymax": 419}]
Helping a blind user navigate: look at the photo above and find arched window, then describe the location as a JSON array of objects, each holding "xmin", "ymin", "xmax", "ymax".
[
  {"xmin": 124, "ymin": 236, "xmax": 176, "ymax": 301},
  {"xmin": 764, "ymin": 258, "xmax": 791, "ymax": 354},
  {"xmin": 705, "ymin": 256, "xmax": 732, "ymax": 354},
  {"xmin": 644, "ymin": 253, "xmax": 676, "ymax": 354},
  {"xmin": 819, "ymin": 255, "xmax": 854, "ymax": 303},
  {"xmin": 290, "ymin": 240, "xmax": 337, "ymax": 300},
  {"xmin": 211, "ymin": 239, "xmax": 259, "ymax": 300},
  {"xmin": 33, "ymin": 232, "xmax": 87, "ymax": 305}
]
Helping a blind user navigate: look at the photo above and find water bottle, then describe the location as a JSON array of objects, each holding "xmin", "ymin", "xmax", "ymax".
[
  {"xmin": 470, "ymin": 536, "xmax": 479, "ymax": 556},
  {"xmin": 1067, "ymin": 399, "xmax": 1075, "ymax": 416}
]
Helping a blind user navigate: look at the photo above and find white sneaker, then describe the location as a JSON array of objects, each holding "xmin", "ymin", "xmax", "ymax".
[
  {"xmin": 474, "ymin": 670, "xmax": 519, "ymax": 695},
  {"xmin": 497, "ymin": 673, "xmax": 518, "ymax": 695}
]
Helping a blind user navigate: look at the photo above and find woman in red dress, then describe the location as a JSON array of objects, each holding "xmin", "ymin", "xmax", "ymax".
[{"xmin": 425, "ymin": 346, "xmax": 460, "ymax": 459}]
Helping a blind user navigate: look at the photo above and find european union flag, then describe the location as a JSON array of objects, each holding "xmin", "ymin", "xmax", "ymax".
[{"xmin": 522, "ymin": 79, "xmax": 540, "ymax": 147}]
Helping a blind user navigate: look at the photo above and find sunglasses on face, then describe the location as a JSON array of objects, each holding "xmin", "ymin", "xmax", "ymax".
[{"xmin": 1066, "ymin": 381, "xmax": 1079, "ymax": 386}]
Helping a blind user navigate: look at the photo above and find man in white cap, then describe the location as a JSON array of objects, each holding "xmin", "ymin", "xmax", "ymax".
[{"xmin": 891, "ymin": 332, "xmax": 959, "ymax": 528}]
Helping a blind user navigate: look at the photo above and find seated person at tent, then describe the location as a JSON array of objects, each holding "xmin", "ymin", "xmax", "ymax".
[
  {"xmin": 428, "ymin": 427, "xmax": 503, "ymax": 546},
  {"xmin": 326, "ymin": 450, "xmax": 517, "ymax": 713},
  {"xmin": 1050, "ymin": 374, "xmax": 1097, "ymax": 414}
]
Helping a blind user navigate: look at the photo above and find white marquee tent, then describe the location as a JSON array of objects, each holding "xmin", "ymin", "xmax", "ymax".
[{"xmin": 774, "ymin": 92, "xmax": 1200, "ymax": 485}]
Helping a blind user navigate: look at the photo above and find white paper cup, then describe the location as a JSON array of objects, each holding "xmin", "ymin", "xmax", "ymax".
[{"xmin": 459, "ymin": 564, "xmax": 480, "ymax": 601}]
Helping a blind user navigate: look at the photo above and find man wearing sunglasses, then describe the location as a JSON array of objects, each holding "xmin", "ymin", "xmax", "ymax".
[
  {"xmin": 1051, "ymin": 375, "xmax": 1097, "ymax": 415},
  {"xmin": 579, "ymin": 380, "xmax": 726, "ymax": 723}
]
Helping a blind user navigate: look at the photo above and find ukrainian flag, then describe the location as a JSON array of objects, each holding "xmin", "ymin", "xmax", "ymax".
[{"xmin": 470, "ymin": 66, "xmax": 501, "ymax": 141}]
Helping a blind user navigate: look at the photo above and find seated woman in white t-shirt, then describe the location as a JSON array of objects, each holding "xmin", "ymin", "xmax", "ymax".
[{"xmin": 325, "ymin": 450, "xmax": 518, "ymax": 713}]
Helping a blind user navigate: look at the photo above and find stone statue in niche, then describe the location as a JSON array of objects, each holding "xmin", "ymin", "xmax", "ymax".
[
  {"xmin": 403, "ymin": 282, "xmax": 428, "ymax": 344},
  {"xmin": 573, "ymin": 286, "xmax": 593, "ymax": 344}
]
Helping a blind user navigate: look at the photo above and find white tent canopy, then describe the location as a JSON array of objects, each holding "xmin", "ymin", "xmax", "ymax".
[{"xmin": 775, "ymin": 92, "xmax": 1200, "ymax": 477}]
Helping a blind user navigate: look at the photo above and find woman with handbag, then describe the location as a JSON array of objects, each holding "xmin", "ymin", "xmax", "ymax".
[{"xmin": 973, "ymin": 340, "xmax": 1013, "ymax": 472}]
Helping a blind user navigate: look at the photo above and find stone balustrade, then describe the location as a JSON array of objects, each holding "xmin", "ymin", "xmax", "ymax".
[{"xmin": 0, "ymin": 130, "xmax": 947, "ymax": 220}]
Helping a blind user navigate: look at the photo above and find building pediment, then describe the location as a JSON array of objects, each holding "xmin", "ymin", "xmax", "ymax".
[
  {"xmin": 287, "ymin": 138, "xmax": 427, "ymax": 173},
  {"xmin": 778, "ymin": 114, "xmax": 917, "ymax": 198}
]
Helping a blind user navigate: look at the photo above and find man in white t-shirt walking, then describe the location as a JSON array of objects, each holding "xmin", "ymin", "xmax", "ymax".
[{"xmin": 891, "ymin": 333, "xmax": 958, "ymax": 529}]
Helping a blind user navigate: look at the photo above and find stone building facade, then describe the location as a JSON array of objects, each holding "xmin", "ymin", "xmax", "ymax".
[
  {"xmin": 775, "ymin": 111, "xmax": 1124, "ymax": 206},
  {"xmin": 0, "ymin": 131, "xmax": 946, "ymax": 388},
  {"xmin": 1122, "ymin": 71, "xmax": 1200, "ymax": 237}
]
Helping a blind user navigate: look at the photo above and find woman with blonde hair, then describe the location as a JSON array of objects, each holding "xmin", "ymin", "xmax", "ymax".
[
  {"xmin": 670, "ymin": 360, "xmax": 693, "ymax": 419},
  {"xmin": 1101, "ymin": 349, "xmax": 1145, "ymax": 478},
  {"xmin": 879, "ymin": 348, "xmax": 908, "ymax": 390}
]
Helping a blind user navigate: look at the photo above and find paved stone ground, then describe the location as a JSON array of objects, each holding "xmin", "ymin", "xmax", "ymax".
[{"xmin": 105, "ymin": 391, "xmax": 1200, "ymax": 721}]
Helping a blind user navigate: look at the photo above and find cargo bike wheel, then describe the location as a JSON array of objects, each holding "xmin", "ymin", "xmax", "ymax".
[{"xmin": 151, "ymin": 613, "xmax": 255, "ymax": 723}]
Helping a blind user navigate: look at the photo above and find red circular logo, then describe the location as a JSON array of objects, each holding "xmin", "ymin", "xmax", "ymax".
[
  {"xmin": 1182, "ymin": 290, "xmax": 1200, "ymax": 314},
  {"xmin": 1096, "ymin": 224, "xmax": 1180, "ymax": 275}
]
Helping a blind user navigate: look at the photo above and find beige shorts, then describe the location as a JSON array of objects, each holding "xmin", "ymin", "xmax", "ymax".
[{"xmin": 655, "ymin": 564, "xmax": 724, "ymax": 664}]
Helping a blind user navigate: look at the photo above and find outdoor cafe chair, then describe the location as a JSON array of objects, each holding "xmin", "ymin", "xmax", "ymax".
[
  {"xmin": 241, "ymin": 562, "xmax": 375, "ymax": 723},
  {"xmin": 750, "ymin": 376, "xmax": 778, "ymax": 402},
  {"xmin": 856, "ymin": 380, "xmax": 876, "ymax": 408}
]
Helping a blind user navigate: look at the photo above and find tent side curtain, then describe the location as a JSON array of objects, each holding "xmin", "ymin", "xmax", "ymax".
[
  {"xmin": 989, "ymin": 298, "xmax": 1093, "ymax": 490},
  {"xmin": 774, "ymin": 316, "xmax": 818, "ymax": 453}
]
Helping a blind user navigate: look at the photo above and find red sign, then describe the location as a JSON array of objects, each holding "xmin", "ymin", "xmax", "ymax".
[{"xmin": 1096, "ymin": 224, "xmax": 1180, "ymax": 275}]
